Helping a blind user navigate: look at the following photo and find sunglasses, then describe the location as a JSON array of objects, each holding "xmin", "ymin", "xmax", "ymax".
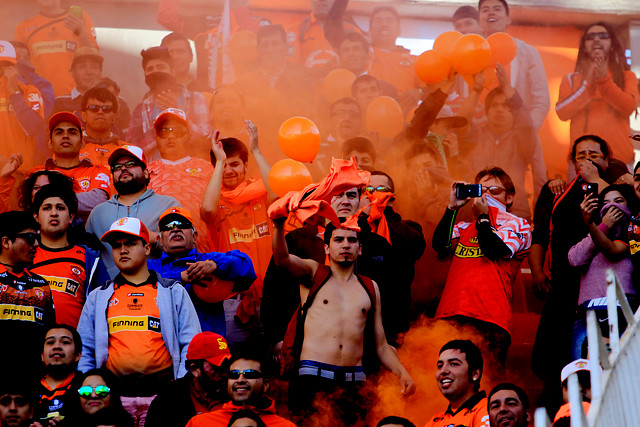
[
  {"xmin": 78, "ymin": 385, "xmax": 111, "ymax": 398},
  {"xmin": 0, "ymin": 395, "xmax": 29, "ymax": 406},
  {"xmin": 111, "ymin": 160, "xmax": 141, "ymax": 172},
  {"xmin": 585, "ymin": 32, "xmax": 610, "ymax": 41},
  {"xmin": 363, "ymin": 186, "xmax": 393, "ymax": 194},
  {"xmin": 86, "ymin": 104, "xmax": 114, "ymax": 113},
  {"xmin": 159, "ymin": 219, "xmax": 193, "ymax": 232},
  {"xmin": 482, "ymin": 186, "xmax": 506, "ymax": 196},
  {"xmin": 228, "ymin": 369, "xmax": 263, "ymax": 380},
  {"xmin": 157, "ymin": 126, "xmax": 188, "ymax": 138},
  {"xmin": 15, "ymin": 232, "xmax": 39, "ymax": 246},
  {"xmin": 575, "ymin": 153, "xmax": 605, "ymax": 162}
]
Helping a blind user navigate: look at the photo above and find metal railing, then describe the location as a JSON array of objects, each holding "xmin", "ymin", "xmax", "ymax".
[{"xmin": 534, "ymin": 268, "xmax": 640, "ymax": 427}]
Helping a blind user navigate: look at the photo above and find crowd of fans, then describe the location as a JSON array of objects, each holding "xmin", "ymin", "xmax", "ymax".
[{"xmin": 0, "ymin": 0, "xmax": 639, "ymax": 426}]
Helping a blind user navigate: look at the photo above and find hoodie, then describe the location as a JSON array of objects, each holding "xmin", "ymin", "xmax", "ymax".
[{"xmin": 85, "ymin": 188, "xmax": 181, "ymax": 277}]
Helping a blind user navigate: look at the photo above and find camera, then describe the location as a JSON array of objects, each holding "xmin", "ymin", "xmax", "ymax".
[
  {"xmin": 456, "ymin": 184, "xmax": 482, "ymax": 199},
  {"xmin": 584, "ymin": 183, "xmax": 598, "ymax": 199}
]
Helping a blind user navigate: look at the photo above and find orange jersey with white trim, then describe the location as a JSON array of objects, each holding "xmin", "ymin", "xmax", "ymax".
[
  {"xmin": 424, "ymin": 395, "xmax": 490, "ymax": 427},
  {"xmin": 106, "ymin": 284, "xmax": 172, "ymax": 376},
  {"xmin": 31, "ymin": 245, "xmax": 89, "ymax": 328},
  {"xmin": 148, "ymin": 157, "xmax": 214, "ymax": 253},
  {"xmin": 14, "ymin": 10, "xmax": 98, "ymax": 96},
  {"xmin": 370, "ymin": 46, "xmax": 420, "ymax": 93},
  {"xmin": 30, "ymin": 159, "xmax": 111, "ymax": 196},
  {"xmin": 80, "ymin": 139, "xmax": 126, "ymax": 169}
]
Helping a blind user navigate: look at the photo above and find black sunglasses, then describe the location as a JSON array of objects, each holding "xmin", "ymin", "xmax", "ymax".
[
  {"xmin": 585, "ymin": 32, "xmax": 610, "ymax": 41},
  {"xmin": 86, "ymin": 104, "xmax": 114, "ymax": 113},
  {"xmin": 15, "ymin": 232, "xmax": 39, "ymax": 246},
  {"xmin": 228, "ymin": 369, "xmax": 262, "ymax": 380},
  {"xmin": 159, "ymin": 219, "xmax": 193, "ymax": 232}
]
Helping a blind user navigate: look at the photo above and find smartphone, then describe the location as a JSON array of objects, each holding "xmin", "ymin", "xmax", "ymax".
[
  {"xmin": 69, "ymin": 5, "xmax": 84, "ymax": 18},
  {"xmin": 456, "ymin": 184, "xmax": 482, "ymax": 199},
  {"xmin": 584, "ymin": 183, "xmax": 598, "ymax": 199}
]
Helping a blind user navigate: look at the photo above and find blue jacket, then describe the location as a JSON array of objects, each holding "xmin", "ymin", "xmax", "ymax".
[
  {"xmin": 148, "ymin": 249, "xmax": 256, "ymax": 334},
  {"xmin": 77, "ymin": 271, "xmax": 201, "ymax": 379}
]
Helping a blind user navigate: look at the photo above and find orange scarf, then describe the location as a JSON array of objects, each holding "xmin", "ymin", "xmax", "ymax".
[{"xmin": 360, "ymin": 191, "xmax": 394, "ymax": 244}]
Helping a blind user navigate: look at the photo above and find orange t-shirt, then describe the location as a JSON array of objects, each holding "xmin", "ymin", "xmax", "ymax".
[
  {"xmin": 80, "ymin": 139, "xmax": 126, "ymax": 169},
  {"xmin": 286, "ymin": 15, "xmax": 359, "ymax": 68},
  {"xmin": 370, "ymin": 46, "xmax": 420, "ymax": 94},
  {"xmin": 0, "ymin": 79, "xmax": 43, "ymax": 171},
  {"xmin": 30, "ymin": 159, "xmax": 111, "ymax": 196},
  {"xmin": 106, "ymin": 283, "xmax": 172, "ymax": 377},
  {"xmin": 14, "ymin": 9, "xmax": 98, "ymax": 96},
  {"xmin": 148, "ymin": 157, "xmax": 214, "ymax": 253},
  {"xmin": 31, "ymin": 245, "xmax": 89, "ymax": 328}
]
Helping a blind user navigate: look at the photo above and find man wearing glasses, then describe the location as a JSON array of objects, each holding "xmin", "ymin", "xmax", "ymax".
[
  {"xmin": 30, "ymin": 111, "xmax": 112, "ymax": 220},
  {"xmin": 77, "ymin": 216, "xmax": 200, "ymax": 426},
  {"xmin": 432, "ymin": 167, "xmax": 531, "ymax": 365},
  {"xmin": 0, "ymin": 211, "xmax": 55, "ymax": 373},
  {"xmin": 148, "ymin": 108, "xmax": 215, "ymax": 252},
  {"xmin": 86, "ymin": 145, "xmax": 180, "ymax": 277},
  {"xmin": 148, "ymin": 207, "xmax": 256, "ymax": 337},
  {"xmin": 186, "ymin": 353, "xmax": 296, "ymax": 427}
]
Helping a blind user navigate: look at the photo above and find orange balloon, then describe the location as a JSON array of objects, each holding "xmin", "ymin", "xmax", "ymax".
[
  {"xmin": 268, "ymin": 159, "xmax": 314, "ymax": 198},
  {"xmin": 365, "ymin": 96, "xmax": 404, "ymax": 139},
  {"xmin": 462, "ymin": 66, "xmax": 497, "ymax": 88},
  {"xmin": 415, "ymin": 50, "xmax": 450, "ymax": 84},
  {"xmin": 278, "ymin": 117, "xmax": 321, "ymax": 163},
  {"xmin": 323, "ymin": 68, "xmax": 357, "ymax": 104},
  {"xmin": 433, "ymin": 31, "xmax": 463, "ymax": 62},
  {"xmin": 487, "ymin": 32, "xmax": 518, "ymax": 66},
  {"xmin": 193, "ymin": 277, "xmax": 236, "ymax": 304},
  {"xmin": 451, "ymin": 34, "xmax": 491, "ymax": 75},
  {"xmin": 229, "ymin": 30, "xmax": 257, "ymax": 65}
]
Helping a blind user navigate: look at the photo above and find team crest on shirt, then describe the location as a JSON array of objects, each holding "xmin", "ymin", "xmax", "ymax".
[
  {"xmin": 35, "ymin": 289, "xmax": 44, "ymax": 299},
  {"xmin": 71, "ymin": 267, "xmax": 82, "ymax": 276},
  {"xmin": 78, "ymin": 179, "xmax": 91, "ymax": 190},
  {"xmin": 254, "ymin": 204, "xmax": 262, "ymax": 211},
  {"xmin": 186, "ymin": 167, "xmax": 202, "ymax": 175}
]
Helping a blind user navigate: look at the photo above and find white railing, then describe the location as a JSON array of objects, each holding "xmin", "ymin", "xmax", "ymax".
[{"xmin": 534, "ymin": 268, "xmax": 640, "ymax": 427}]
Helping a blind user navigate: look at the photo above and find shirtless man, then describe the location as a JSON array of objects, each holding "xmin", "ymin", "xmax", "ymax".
[{"xmin": 272, "ymin": 218, "xmax": 415, "ymax": 422}]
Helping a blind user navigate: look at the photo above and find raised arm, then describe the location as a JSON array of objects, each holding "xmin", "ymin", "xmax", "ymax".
[
  {"xmin": 247, "ymin": 120, "xmax": 277, "ymax": 203},
  {"xmin": 372, "ymin": 281, "xmax": 415, "ymax": 396},
  {"xmin": 272, "ymin": 218, "xmax": 317, "ymax": 279},
  {"xmin": 201, "ymin": 132, "xmax": 224, "ymax": 222}
]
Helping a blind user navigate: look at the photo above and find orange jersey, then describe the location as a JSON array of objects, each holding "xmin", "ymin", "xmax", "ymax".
[
  {"xmin": 286, "ymin": 16, "xmax": 359, "ymax": 68},
  {"xmin": 31, "ymin": 245, "xmax": 89, "ymax": 327},
  {"xmin": 0, "ymin": 79, "xmax": 44, "ymax": 171},
  {"xmin": 14, "ymin": 9, "xmax": 98, "ymax": 96},
  {"xmin": 106, "ymin": 284, "xmax": 173, "ymax": 376},
  {"xmin": 207, "ymin": 179, "xmax": 272, "ymax": 280},
  {"xmin": 370, "ymin": 46, "xmax": 420, "ymax": 94},
  {"xmin": 80, "ymin": 138, "xmax": 126, "ymax": 169},
  {"xmin": 30, "ymin": 158, "xmax": 111, "ymax": 196},
  {"xmin": 148, "ymin": 157, "xmax": 214, "ymax": 253},
  {"xmin": 425, "ymin": 393, "xmax": 490, "ymax": 427}
]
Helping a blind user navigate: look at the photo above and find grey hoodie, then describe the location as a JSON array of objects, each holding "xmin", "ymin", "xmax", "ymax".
[{"xmin": 86, "ymin": 189, "xmax": 181, "ymax": 277}]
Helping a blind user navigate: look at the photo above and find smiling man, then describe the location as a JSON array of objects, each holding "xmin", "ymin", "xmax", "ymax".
[
  {"xmin": 487, "ymin": 383, "xmax": 530, "ymax": 427},
  {"xmin": 187, "ymin": 353, "xmax": 296, "ymax": 427},
  {"xmin": 77, "ymin": 216, "xmax": 200, "ymax": 426},
  {"xmin": 425, "ymin": 340, "xmax": 488, "ymax": 427}
]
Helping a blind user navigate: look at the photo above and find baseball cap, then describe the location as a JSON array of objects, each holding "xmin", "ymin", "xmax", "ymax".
[
  {"xmin": 159, "ymin": 206, "xmax": 194, "ymax": 227},
  {"xmin": 434, "ymin": 105, "xmax": 467, "ymax": 128},
  {"xmin": 101, "ymin": 217, "xmax": 150, "ymax": 244},
  {"xmin": 187, "ymin": 332, "xmax": 231, "ymax": 367},
  {"xmin": 560, "ymin": 358, "xmax": 594, "ymax": 383},
  {"xmin": 108, "ymin": 145, "xmax": 147, "ymax": 168},
  {"xmin": 48, "ymin": 111, "xmax": 83, "ymax": 133},
  {"xmin": 71, "ymin": 46, "xmax": 103, "ymax": 67},
  {"xmin": 154, "ymin": 108, "xmax": 189, "ymax": 131},
  {"xmin": 0, "ymin": 41, "xmax": 17, "ymax": 64}
]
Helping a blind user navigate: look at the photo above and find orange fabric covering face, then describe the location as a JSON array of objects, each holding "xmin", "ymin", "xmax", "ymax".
[
  {"xmin": 80, "ymin": 140, "xmax": 126, "ymax": 169},
  {"xmin": 360, "ymin": 191, "xmax": 394, "ymax": 244},
  {"xmin": 106, "ymin": 284, "xmax": 172, "ymax": 376},
  {"xmin": 14, "ymin": 10, "xmax": 98, "ymax": 96},
  {"xmin": 0, "ymin": 79, "xmax": 43, "ymax": 171},
  {"xmin": 148, "ymin": 157, "xmax": 214, "ymax": 253},
  {"xmin": 267, "ymin": 157, "xmax": 370, "ymax": 229},
  {"xmin": 31, "ymin": 246, "xmax": 89, "ymax": 328}
]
